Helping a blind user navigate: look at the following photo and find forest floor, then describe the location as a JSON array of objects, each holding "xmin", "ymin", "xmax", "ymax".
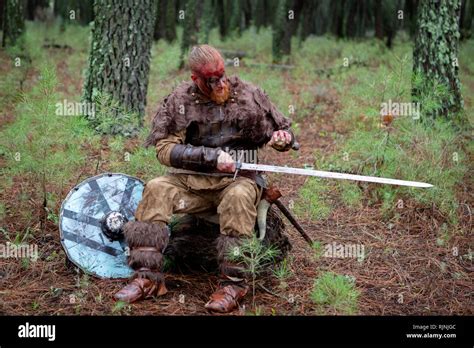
[{"xmin": 0, "ymin": 23, "xmax": 473, "ymax": 315}]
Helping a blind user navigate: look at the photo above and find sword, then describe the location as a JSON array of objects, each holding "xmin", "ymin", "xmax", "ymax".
[{"xmin": 235, "ymin": 162, "xmax": 433, "ymax": 188}]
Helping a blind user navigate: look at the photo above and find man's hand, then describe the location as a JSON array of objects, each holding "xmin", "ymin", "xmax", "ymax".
[
  {"xmin": 268, "ymin": 130, "xmax": 292, "ymax": 150},
  {"xmin": 217, "ymin": 151, "xmax": 236, "ymax": 173}
]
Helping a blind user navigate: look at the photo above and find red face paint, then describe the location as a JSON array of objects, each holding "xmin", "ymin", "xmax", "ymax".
[
  {"xmin": 192, "ymin": 58, "xmax": 227, "ymax": 98},
  {"xmin": 198, "ymin": 60, "xmax": 225, "ymax": 78}
]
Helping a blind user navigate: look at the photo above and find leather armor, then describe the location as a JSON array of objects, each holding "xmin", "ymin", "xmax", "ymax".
[{"xmin": 150, "ymin": 75, "xmax": 295, "ymax": 173}]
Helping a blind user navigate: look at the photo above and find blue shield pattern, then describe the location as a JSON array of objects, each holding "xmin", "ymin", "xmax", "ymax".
[{"xmin": 59, "ymin": 173, "xmax": 144, "ymax": 278}]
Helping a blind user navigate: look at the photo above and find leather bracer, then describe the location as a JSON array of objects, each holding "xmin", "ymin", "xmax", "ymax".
[{"xmin": 170, "ymin": 144, "xmax": 221, "ymax": 172}]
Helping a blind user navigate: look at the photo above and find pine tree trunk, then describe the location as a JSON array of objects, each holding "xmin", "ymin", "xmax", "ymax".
[
  {"xmin": 345, "ymin": 0, "xmax": 358, "ymax": 38},
  {"xmin": 315, "ymin": 0, "xmax": 331, "ymax": 35},
  {"xmin": 254, "ymin": 0, "xmax": 265, "ymax": 31},
  {"xmin": 26, "ymin": 0, "xmax": 48, "ymax": 20},
  {"xmin": 54, "ymin": 0, "xmax": 73, "ymax": 23},
  {"xmin": 154, "ymin": 0, "xmax": 166, "ymax": 40},
  {"xmin": 264, "ymin": 0, "xmax": 277, "ymax": 26},
  {"xmin": 356, "ymin": 0, "xmax": 366, "ymax": 37},
  {"xmin": 77, "ymin": 0, "xmax": 93, "ymax": 25},
  {"xmin": 330, "ymin": 0, "xmax": 345, "ymax": 37},
  {"xmin": 53, "ymin": 0, "xmax": 93, "ymax": 26},
  {"xmin": 0, "ymin": 0, "xmax": 5, "ymax": 31},
  {"xmin": 460, "ymin": 0, "xmax": 473, "ymax": 40},
  {"xmin": 241, "ymin": 0, "xmax": 251, "ymax": 29},
  {"xmin": 374, "ymin": 0, "xmax": 383, "ymax": 39},
  {"xmin": 179, "ymin": 0, "xmax": 199, "ymax": 69},
  {"xmin": 300, "ymin": 0, "xmax": 317, "ymax": 41},
  {"xmin": 83, "ymin": 0, "xmax": 156, "ymax": 128},
  {"xmin": 164, "ymin": 0, "xmax": 176, "ymax": 42},
  {"xmin": 374, "ymin": 0, "xmax": 398, "ymax": 48},
  {"xmin": 382, "ymin": 0, "xmax": 397, "ymax": 48},
  {"xmin": 215, "ymin": 0, "xmax": 227, "ymax": 40},
  {"xmin": 282, "ymin": 0, "xmax": 303, "ymax": 52},
  {"xmin": 229, "ymin": 0, "xmax": 243, "ymax": 36},
  {"xmin": 2, "ymin": 0, "xmax": 25, "ymax": 47},
  {"xmin": 273, "ymin": 0, "xmax": 294, "ymax": 62},
  {"xmin": 404, "ymin": 0, "xmax": 419, "ymax": 38},
  {"xmin": 412, "ymin": 0, "xmax": 463, "ymax": 118},
  {"xmin": 200, "ymin": 0, "xmax": 213, "ymax": 43}
]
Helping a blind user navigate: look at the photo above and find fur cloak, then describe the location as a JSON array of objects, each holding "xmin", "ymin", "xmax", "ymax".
[{"xmin": 144, "ymin": 75, "xmax": 291, "ymax": 148}]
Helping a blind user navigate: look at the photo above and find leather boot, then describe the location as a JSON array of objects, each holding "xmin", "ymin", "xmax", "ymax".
[
  {"xmin": 205, "ymin": 283, "xmax": 248, "ymax": 313},
  {"xmin": 114, "ymin": 276, "xmax": 168, "ymax": 303},
  {"xmin": 114, "ymin": 221, "xmax": 169, "ymax": 303},
  {"xmin": 205, "ymin": 235, "xmax": 249, "ymax": 313}
]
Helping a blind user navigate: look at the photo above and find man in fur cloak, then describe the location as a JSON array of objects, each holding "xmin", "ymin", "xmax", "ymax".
[{"xmin": 114, "ymin": 44, "xmax": 296, "ymax": 313}]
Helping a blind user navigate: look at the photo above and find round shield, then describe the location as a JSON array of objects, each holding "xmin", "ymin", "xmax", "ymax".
[{"xmin": 59, "ymin": 173, "xmax": 144, "ymax": 279}]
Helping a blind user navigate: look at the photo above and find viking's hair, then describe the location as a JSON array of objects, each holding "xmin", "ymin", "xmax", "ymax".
[{"xmin": 189, "ymin": 44, "xmax": 224, "ymax": 74}]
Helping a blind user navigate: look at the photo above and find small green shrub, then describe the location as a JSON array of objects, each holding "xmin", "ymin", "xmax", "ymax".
[
  {"xmin": 294, "ymin": 178, "xmax": 332, "ymax": 220},
  {"xmin": 228, "ymin": 235, "xmax": 280, "ymax": 308},
  {"xmin": 311, "ymin": 272, "xmax": 360, "ymax": 314}
]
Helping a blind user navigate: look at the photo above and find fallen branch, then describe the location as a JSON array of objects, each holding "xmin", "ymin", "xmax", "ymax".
[
  {"xmin": 245, "ymin": 63, "xmax": 294, "ymax": 70},
  {"xmin": 315, "ymin": 60, "xmax": 369, "ymax": 77},
  {"xmin": 217, "ymin": 48, "xmax": 247, "ymax": 59},
  {"xmin": 43, "ymin": 44, "xmax": 73, "ymax": 50}
]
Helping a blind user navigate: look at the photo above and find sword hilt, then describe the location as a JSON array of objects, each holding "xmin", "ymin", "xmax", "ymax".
[
  {"xmin": 233, "ymin": 151, "xmax": 246, "ymax": 180},
  {"xmin": 233, "ymin": 159, "xmax": 243, "ymax": 180}
]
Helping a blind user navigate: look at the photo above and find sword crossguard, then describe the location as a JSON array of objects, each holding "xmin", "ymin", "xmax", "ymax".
[
  {"xmin": 233, "ymin": 152, "xmax": 245, "ymax": 181},
  {"xmin": 233, "ymin": 161, "xmax": 242, "ymax": 181}
]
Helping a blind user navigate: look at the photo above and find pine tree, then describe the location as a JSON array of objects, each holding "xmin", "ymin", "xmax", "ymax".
[
  {"xmin": 374, "ymin": 0, "xmax": 398, "ymax": 48},
  {"xmin": 164, "ymin": 0, "xmax": 177, "ymax": 42},
  {"xmin": 300, "ymin": 0, "xmax": 318, "ymax": 41},
  {"xmin": 2, "ymin": 0, "xmax": 25, "ymax": 47},
  {"xmin": 460, "ymin": 0, "xmax": 473, "ymax": 40},
  {"xmin": 287, "ymin": 0, "xmax": 303, "ymax": 45},
  {"xmin": 241, "ymin": 0, "xmax": 252, "ymax": 29},
  {"xmin": 83, "ymin": 0, "xmax": 156, "ymax": 131},
  {"xmin": 272, "ymin": 0, "xmax": 291, "ymax": 63},
  {"xmin": 344, "ymin": 0, "xmax": 368, "ymax": 38},
  {"xmin": 314, "ymin": 0, "xmax": 331, "ymax": 35},
  {"xmin": 154, "ymin": 0, "xmax": 167, "ymax": 40},
  {"xmin": 26, "ymin": 0, "xmax": 49, "ymax": 20},
  {"xmin": 215, "ymin": 0, "xmax": 228, "ymax": 40},
  {"xmin": 254, "ymin": 0, "xmax": 265, "ymax": 31},
  {"xmin": 0, "ymin": 0, "xmax": 4, "ymax": 32},
  {"xmin": 179, "ymin": 0, "xmax": 198, "ymax": 69},
  {"xmin": 77, "ymin": 0, "xmax": 93, "ymax": 25},
  {"xmin": 264, "ymin": 0, "xmax": 278, "ymax": 26},
  {"xmin": 330, "ymin": 0, "xmax": 345, "ymax": 38},
  {"xmin": 199, "ymin": 0, "xmax": 214, "ymax": 43},
  {"xmin": 229, "ymin": 0, "xmax": 243, "ymax": 36},
  {"xmin": 53, "ymin": 0, "xmax": 93, "ymax": 26},
  {"xmin": 412, "ymin": 0, "xmax": 463, "ymax": 118},
  {"xmin": 404, "ymin": 0, "xmax": 419, "ymax": 38}
]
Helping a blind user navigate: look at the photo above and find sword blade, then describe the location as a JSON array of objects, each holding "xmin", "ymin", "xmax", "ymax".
[{"xmin": 239, "ymin": 163, "xmax": 433, "ymax": 188}]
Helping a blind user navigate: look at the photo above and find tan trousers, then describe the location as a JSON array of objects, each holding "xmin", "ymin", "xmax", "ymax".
[{"xmin": 134, "ymin": 174, "xmax": 261, "ymax": 237}]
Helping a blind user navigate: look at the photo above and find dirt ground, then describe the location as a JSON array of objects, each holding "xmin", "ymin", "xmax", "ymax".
[{"xmin": 0, "ymin": 46, "xmax": 472, "ymax": 316}]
